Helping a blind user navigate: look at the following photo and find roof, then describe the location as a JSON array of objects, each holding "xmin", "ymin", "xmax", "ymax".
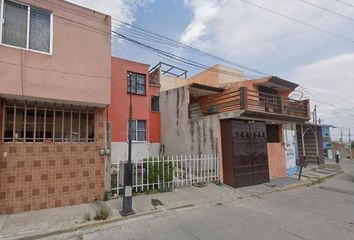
[
  {"xmin": 188, "ymin": 83, "xmax": 224, "ymax": 97},
  {"xmin": 251, "ymin": 76, "xmax": 299, "ymax": 91}
]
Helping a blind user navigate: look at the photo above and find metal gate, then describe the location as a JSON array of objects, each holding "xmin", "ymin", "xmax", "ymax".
[{"xmin": 221, "ymin": 120, "xmax": 270, "ymax": 188}]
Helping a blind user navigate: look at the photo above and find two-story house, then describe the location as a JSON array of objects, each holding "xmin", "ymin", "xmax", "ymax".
[
  {"xmin": 157, "ymin": 64, "xmax": 311, "ymax": 188},
  {"xmin": 0, "ymin": 0, "xmax": 111, "ymax": 214},
  {"xmin": 108, "ymin": 57, "xmax": 161, "ymax": 193}
]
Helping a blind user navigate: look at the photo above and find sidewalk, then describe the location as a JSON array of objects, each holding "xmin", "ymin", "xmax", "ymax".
[{"xmin": 0, "ymin": 164, "xmax": 343, "ymax": 240}]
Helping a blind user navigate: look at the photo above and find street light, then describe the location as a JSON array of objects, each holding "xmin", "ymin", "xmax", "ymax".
[{"xmin": 120, "ymin": 73, "xmax": 135, "ymax": 216}]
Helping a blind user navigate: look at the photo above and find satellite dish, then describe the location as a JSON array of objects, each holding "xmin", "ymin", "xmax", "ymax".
[{"xmin": 289, "ymin": 90, "xmax": 304, "ymax": 100}]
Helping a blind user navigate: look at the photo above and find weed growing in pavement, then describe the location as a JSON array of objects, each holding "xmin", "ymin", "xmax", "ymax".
[
  {"xmin": 94, "ymin": 207, "xmax": 110, "ymax": 221},
  {"xmin": 151, "ymin": 198, "xmax": 164, "ymax": 209}
]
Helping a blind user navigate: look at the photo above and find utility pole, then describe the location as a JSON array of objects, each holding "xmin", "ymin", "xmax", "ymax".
[
  {"xmin": 349, "ymin": 128, "xmax": 352, "ymax": 160},
  {"xmin": 340, "ymin": 129, "xmax": 343, "ymax": 143},
  {"xmin": 120, "ymin": 73, "xmax": 135, "ymax": 217},
  {"xmin": 312, "ymin": 105, "xmax": 317, "ymax": 124}
]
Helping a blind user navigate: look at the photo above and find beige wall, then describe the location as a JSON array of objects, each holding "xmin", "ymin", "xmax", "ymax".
[
  {"xmin": 160, "ymin": 74, "xmax": 188, "ymax": 92},
  {"xmin": 0, "ymin": 0, "xmax": 111, "ymax": 107},
  {"xmin": 188, "ymin": 65, "xmax": 245, "ymax": 88}
]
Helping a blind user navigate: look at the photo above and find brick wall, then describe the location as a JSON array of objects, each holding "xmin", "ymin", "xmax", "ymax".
[{"xmin": 0, "ymin": 107, "xmax": 107, "ymax": 214}]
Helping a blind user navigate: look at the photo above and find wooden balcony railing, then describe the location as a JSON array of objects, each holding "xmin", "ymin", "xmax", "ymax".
[{"xmin": 189, "ymin": 87, "xmax": 310, "ymax": 120}]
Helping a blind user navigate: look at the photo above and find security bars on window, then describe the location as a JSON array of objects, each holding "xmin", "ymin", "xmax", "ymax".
[
  {"xmin": 2, "ymin": 102, "xmax": 95, "ymax": 143},
  {"xmin": 127, "ymin": 72, "xmax": 146, "ymax": 95}
]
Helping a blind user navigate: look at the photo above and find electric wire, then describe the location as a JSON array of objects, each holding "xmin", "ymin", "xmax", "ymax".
[
  {"xmin": 297, "ymin": 0, "xmax": 354, "ymax": 22},
  {"xmin": 238, "ymin": 0, "xmax": 354, "ymax": 44},
  {"xmin": 334, "ymin": 0, "xmax": 354, "ymax": 9}
]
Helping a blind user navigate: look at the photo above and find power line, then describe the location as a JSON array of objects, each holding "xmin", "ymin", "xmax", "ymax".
[
  {"xmin": 297, "ymin": 0, "xmax": 354, "ymax": 22},
  {"xmin": 238, "ymin": 0, "xmax": 354, "ymax": 44},
  {"xmin": 334, "ymin": 0, "xmax": 354, "ymax": 8},
  {"xmin": 112, "ymin": 18, "xmax": 271, "ymax": 76},
  {"xmin": 113, "ymin": 21, "xmax": 354, "ymax": 119},
  {"xmin": 112, "ymin": 31, "xmax": 258, "ymax": 79}
]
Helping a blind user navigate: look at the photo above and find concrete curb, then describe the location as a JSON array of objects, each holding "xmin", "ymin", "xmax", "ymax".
[
  {"xmin": 7, "ymin": 170, "xmax": 342, "ymax": 240},
  {"xmin": 10, "ymin": 210, "xmax": 161, "ymax": 240}
]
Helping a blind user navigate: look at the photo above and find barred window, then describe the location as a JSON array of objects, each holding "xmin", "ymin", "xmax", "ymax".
[
  {"xmin": 128, "ymin": 120, "xmax": 146, "ymax": 142},
  {"xmin": 127, "ymin": 72, "xmax": 146, "ymax": 95},
  {"xmin": 2, "ymin": 101, "xmax": 95, "ymax": 143}
]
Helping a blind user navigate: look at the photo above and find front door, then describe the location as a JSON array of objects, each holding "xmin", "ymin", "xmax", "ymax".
[{"xmin": 229, "ymin": 120, "xmax": 269, "ymax": 187}]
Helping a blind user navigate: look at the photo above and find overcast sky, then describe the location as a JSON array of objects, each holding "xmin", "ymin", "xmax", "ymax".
[{"xmin": 68, "ymin": 0, "xmax": 354, "ymax": 141}]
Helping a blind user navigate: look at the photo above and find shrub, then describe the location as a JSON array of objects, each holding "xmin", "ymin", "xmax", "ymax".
[
  {"xmin": 94, "ymin": 207, "xmax": 110, "ymax": 221},
  {"xmin": 103, "ymin": 191, "xmax": 111, "ymax": 201}
]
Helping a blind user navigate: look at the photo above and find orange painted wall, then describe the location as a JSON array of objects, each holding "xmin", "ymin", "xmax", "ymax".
[
  {"xmin": 149, "ymin": 86, "xmax": 161, "ymax": 143},
  {"xmin": 108, "ymin": 57, "xmax": 160, "ymax": 142},
  {"xmin": 267, "ymin": 143, "xmax": 287, "ymax": 178}
]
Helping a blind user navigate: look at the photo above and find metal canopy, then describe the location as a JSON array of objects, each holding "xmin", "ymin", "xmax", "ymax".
[{"xmin": 149, "ymin": 62, "xmax": 188, "ymax": 79}]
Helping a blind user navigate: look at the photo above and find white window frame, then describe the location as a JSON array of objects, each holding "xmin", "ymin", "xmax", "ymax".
[
  {"xmin": 0, "ymin": 0, "xmax": 53, "ymax": 55},
  {"xmin": 128, "ymin": 120, "xmax": 147, "ymax": 143}
]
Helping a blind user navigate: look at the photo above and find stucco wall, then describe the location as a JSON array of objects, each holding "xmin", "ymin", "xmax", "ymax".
[
  {"xmin": 109, "ymin": 57, "xmax": 161, "ymax": 143},
  {"xmin": 160, "ymin": 86, "xmax": 220, "ymax": 156},
  {"xmin": 267, "ymin": 143, "xmax": 287, "ymax": 179},
  {"xmin": 0, "ymin": 0, "xmax": 111, "ymax": 106},
  {"xmin": 160, "ymin": 74, "xmax": 188, "ymax": 92},
  {"xmin": 111, "ymin": 142, "xmax": 160, "ymax": 163}
]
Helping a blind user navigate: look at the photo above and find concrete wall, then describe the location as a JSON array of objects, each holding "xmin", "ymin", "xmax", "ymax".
[
  {"xmin": 160, "ymin": 86, "xmax": 220, "ymax": 156},
  {"xmin": 0, "ymin": 0, "xmax": 111, "ymax": 106},
  {"xmin": 111, "ymin": 142, "xmax": 160, "ymax": 163},
  {"xmin": 160, "ymin": 74, "xmax": 188, "ymax": 92}
]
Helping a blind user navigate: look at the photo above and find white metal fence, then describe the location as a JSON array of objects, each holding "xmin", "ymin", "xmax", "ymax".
[{"xmin": 111, "ymin": 154, "xmax": 219, "ymax": 196}]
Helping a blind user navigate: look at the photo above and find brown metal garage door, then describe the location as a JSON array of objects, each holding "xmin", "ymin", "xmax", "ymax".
[{"xmin": 221, "ymin": 120, "xmax": 270, "ymax": 188}]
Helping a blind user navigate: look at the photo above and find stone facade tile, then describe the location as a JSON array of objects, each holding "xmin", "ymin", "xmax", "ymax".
[
  {"xmin": 0, "ymin": 108, "xmax": 107, "ymax": 214},
  {"xmin": 33, "ymin": 160, "xmax": 41, "ymax": 167},
  {"xmin": 7, "ymin": 176, "xmax": 15, "ymax": 183},
  {"xmin": 0, "ymin": 161, "xmax": 7, "ymax": 169},
  {"xmin": 17, "ymin": 161, "xmax": 25, "ymax": 168},
  {"xmin": 25, "ymin": 175, "xmax": 32, "ymax": 182}
]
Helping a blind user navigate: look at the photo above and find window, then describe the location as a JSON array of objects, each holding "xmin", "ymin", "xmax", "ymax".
[
  {"xmin": 1, "ymin": 0, "xmax": 52, "ymax": 53},
  {"xmin": 151, "ymin": 96, "xmax": 159, "ymax": 112},
  {"xmin": 3, "ymin": 101, "xmax": 95, "ymax": 143},
  {"xmin": 266, "ymin": 125, "xmax": 280, "ymax": 143},
  {"xmin": 127, "ymin": 72, "xmax": 146, "ymax": 95},
  {"xmin": 128, "ymin": 120, "xmax": 146, "ymax": 142}
]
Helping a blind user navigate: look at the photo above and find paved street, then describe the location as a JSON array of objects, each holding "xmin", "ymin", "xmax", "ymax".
[{"xmin": 48, "ymin": 161, "xmax": 354, "ymax": 240}]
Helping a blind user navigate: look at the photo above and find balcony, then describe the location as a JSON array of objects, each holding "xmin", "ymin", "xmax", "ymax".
[{"xmin": 189, "ymin": 87, "xmax": 310, "ymax": 121}]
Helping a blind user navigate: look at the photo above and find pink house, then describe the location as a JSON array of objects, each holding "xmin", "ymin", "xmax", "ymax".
[{"xmin": 0, "ymin": 0, "xmax": 111, "ymax": 214}]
